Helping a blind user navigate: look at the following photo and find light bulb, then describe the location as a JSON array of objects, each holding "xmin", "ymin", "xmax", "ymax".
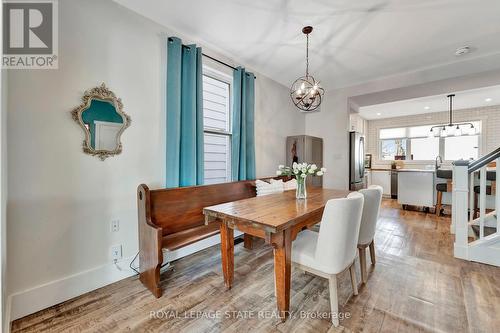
[
  {"xmin": 300, "ymin": 83, "xmax": 305, "ymax": 90},
  {"xmin": 469, "ymin": 125, "xmax": 476, "ymax": 135},
  {"xmin": 440, "ymin": 127, "xmax": 448, "ymax": 137},
  {"xmin": 454, "ymin": 126, "xmax": 462, "ymax": 136},
  {"xmin": 428, "ymin": 129, "xmax": 434, "ymax": 138}
]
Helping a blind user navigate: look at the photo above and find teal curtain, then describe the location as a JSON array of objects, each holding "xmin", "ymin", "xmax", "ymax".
[
  {"xmin": 166, "ymin": 37, "xmax": 204, "ymax": 187},
  {"xmin": 232, "ymin": 67, "xmax": 256, "ymax": 180}
]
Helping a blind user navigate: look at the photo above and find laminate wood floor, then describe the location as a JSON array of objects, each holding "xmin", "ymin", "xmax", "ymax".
[{"xmin": 11, "ymin": 200, "xmax": 500, "ymax": 333}]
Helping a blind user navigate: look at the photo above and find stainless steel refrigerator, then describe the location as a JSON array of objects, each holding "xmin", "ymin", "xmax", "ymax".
[
  {"xmin": 286, "ymin": 135, "xmax": 323, "ymax": 187},
  {"xmin": 349, "ymin": 131, "xmax": 366, "ymax": 190}
]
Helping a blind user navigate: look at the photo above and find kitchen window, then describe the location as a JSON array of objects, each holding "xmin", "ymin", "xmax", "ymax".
[
  {"xmin": 380, "ymin": 139, "xmax": 407, "ymax": 160},
  {"xmin": 202, "ymin": 67, "xmax": 232, "ymax": 184},
  {"xmin": 444, "ymin": 135, "xmax": 479, "ymax": 161},
  {"xmin": 410, "ymin": 137, "xmax": 440, "ymax": 160},
  {"xmin": 378, "ymin": 122, "xmax": 480, "ymax": 162}
]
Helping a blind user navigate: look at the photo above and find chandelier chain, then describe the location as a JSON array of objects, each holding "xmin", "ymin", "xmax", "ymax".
[
  {"xmin": 305, "ymin": 33, "xmax": 309, "ymax": 78},
  {"xmin": 449, "ymin": 94, "xmax": 453, "ymax": 125}
]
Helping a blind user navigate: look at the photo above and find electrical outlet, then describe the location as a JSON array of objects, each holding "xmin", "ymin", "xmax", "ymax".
[
  {"xmin": 111, "ymin": 245, "xmax": 122, "ymax": 261},
  {"xmin": 111, "ymin": 219, "xmax": 120, "ymax": 232}
]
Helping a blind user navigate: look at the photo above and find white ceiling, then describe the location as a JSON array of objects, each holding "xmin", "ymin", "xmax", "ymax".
[
  {"xmin": 114, "ymin": 0, "xmax": 500, "ymax": 90},
  {"xmin": 358, "ymin": 84, "xmax": 500, "ymax": 119}
]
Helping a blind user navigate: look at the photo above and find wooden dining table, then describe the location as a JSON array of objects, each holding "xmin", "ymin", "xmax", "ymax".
[{"xmin": 203, "ymin": 187, "xmax": 351, "ymax": 321}]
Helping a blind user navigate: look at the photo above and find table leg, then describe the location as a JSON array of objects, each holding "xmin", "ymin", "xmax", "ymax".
[
  {"xmin": 272, "ymin": 229, "xmax": 292, "ymax": 321},
  {"xmin": 243, "ymin": 233, "xmax": 253, "ymax": 249},
  {"xmin": 220, "ymin": 221, "xmax": 234, "ymax": 289}
]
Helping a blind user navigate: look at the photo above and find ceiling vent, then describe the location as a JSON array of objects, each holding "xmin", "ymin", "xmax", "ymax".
[{"xmin": 455, "ymin": 46, "xmax": 471, "ymax": 56}]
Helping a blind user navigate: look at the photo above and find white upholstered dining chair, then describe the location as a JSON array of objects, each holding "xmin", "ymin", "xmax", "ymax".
[
  {"xmin": 291, "ymin": 192, "xmax": 364, "ymax": 327},
  {"xmin": 357, "ymin": 185, "xmax": 383, "ymax": 284}
]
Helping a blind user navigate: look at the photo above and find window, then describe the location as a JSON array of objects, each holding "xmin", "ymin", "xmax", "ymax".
[
  {"xmin": 444, "ymin": 135, "xmax": 479, "ymax": 161},
  {"xmin": 410, "ymin": 137, "xmax": 439, "ymax": 160},
  {"xmin": 378, "ymin": 122, "xmax": 480, "ymax": 161},
  {"xmin": 380, "ymin": 139, "xmax": 407, "ymax": 160},
  {"xmin": 202, "ymin": 68, "xmax": 232, "ymax": 184}
]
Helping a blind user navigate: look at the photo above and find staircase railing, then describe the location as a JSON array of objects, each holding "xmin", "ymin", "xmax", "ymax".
[{"xmin": 452, "ymin": 149, "xmax": 500, "ymax": 264}]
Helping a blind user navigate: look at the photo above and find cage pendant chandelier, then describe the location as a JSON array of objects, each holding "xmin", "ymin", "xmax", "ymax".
[
  {"xmin": 429, "ymin": 94, "xmax": 476, "ymax": 137},
  {"xmin": 290, "ymin": 26, "xmax": 325, "ymax": 112}
]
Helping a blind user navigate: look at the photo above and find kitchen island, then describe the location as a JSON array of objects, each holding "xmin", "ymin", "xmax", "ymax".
[
  {"xmin": 397, "ymin": 169, "xmax": 436, "ymax": 209},
  {"xmin": 368, "ymin": 168, "xmax": 440, "ymax": 210}
]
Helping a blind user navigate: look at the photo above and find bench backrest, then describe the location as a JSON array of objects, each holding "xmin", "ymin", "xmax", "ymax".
[{"xmin": 139, "ymin": 180, "xmax": 259, "ymax": 236}]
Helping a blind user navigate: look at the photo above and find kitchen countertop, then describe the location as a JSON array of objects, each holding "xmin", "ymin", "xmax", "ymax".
[{"xmin": 368, "ymin": 168, "xmax": 435, "ymax": 173}]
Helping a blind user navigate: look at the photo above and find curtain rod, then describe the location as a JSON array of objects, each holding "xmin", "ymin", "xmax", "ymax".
[
  {"xmin": 202, "ymin": 53, "xmax": 236, "ymax": 71},
  {"xmin": 202, "ymin": 53, "xmax": 256, "ymax": 78},
  {"xmin": 168, "ymin": 37, "xmax": 255, "ymax": 78}
]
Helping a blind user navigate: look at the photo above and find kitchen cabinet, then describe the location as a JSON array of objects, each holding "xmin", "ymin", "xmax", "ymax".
[
  {"xmin": 370, "ymin": 170, "xmax": 391, "ymax": 196},
  {"xmin": 366, "ymin": 170, "xmax": 372, "ymax": 187},
  {"xmin": 349, "ymin": 113, "xmax": 366, "ymax": 135}
]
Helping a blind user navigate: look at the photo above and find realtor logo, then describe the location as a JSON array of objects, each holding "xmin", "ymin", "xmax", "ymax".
[{"xmin": 2, "ymin": 0, "xmax": 58, "ymax": 69}]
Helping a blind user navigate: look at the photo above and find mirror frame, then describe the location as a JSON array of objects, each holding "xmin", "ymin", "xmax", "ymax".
[{"xmin": 71, "ymin": 83, "xmax": 131, "ymax": 160}]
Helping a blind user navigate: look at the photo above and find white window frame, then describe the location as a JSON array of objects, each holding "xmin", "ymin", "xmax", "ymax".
[
  {"xmin": 378, "ymin": 121, "xmax": 481, "ymax": 163},
  {"xmin": 202, "ymin": 65, "xmax": 233, "ymax": 183}
]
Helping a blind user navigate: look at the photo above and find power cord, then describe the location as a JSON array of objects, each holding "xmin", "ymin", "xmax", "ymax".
[
  {"xmin": 117, "ymin": 252, "xmax": 171, "ymax": 275},
  {"xmin": 129, "ymin": 252, "xmax": 140, "ymax": 274}
]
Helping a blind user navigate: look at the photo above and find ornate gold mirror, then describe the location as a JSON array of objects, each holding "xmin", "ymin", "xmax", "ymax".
[{"xmin": 71, "ymin": 83, "xmax": 131, "ymax": 160}]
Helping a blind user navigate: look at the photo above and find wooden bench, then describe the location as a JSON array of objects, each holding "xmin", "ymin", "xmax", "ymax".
[{"xmin": 137, "ymin": 178, "xmax": 284, "ymax": 297}]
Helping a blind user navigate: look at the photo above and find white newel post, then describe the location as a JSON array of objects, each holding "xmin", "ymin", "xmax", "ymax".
[{"xmin": 452, "ymin": 161, "xmax": 469, "ymax": 260}]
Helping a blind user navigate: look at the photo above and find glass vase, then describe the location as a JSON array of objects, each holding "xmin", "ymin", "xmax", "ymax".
[{"xmin": 296, "ymin": 176, "xmax": 307, "ymax": 199}]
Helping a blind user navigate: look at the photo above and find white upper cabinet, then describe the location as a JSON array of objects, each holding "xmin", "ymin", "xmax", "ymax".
[{"xmin": 349, "ymin": 113, "xmax": 366, "ymax": 135}]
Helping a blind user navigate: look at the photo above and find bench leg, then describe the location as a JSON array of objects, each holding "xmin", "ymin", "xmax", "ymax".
[
  {"xmin": 138, "ymin": 224, "xmax": 163, "ymax": 298},
  {"xmin": 138, "ymin": 185, "xmax": 163, "ymax": 298},
  {"xmin": 139, "ymin": 261, "xmax": 162, "ymax": 298},
  {"xmin": 243, "ymin": 233, "xmax": 253, "ymax": 249}
]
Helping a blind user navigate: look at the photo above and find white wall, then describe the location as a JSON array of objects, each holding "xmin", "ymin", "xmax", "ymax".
[
  {"xmin": 6, "ymin": 0, "xmax": 302, "ymax": 320},
  {"xmin": 305, "ymin": 91, "xmax": 350, "ymax": 189},
  {"xmin": 255, "ymin": 75, "xmax": 305, "ymax": 177}
]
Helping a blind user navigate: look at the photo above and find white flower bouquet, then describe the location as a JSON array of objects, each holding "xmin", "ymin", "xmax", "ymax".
[{"xmin": 276, "ymin": 162, "xmax": 326, "ymax": 199}]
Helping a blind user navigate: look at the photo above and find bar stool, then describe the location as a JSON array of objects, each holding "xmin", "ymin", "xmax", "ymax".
[{"xmin": 435, "ymin": 169, "xmax": 452, "ymax": 216}]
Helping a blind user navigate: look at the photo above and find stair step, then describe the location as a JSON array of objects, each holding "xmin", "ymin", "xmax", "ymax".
[{"xmin": 471, "ymin": 225, "xmax": 497, "ymax": 238}]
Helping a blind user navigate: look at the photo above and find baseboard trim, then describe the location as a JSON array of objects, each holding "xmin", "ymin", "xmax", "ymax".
[
  {"xmin": 9, "ymin": 255, "xmax": 137, "ymax": 321},
  {"xmin": 8, "ymin": 231, "xmax": 243, "ymax": 322}
]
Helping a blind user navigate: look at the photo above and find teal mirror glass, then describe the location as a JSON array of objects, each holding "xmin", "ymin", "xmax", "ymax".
[
  {"xmin": 71, "ymin": 83, "xmax": 131, "ymax": 160},
  {"xmin": 81, "ymin": 99, "xmax": 124, "ymax": 150}
]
